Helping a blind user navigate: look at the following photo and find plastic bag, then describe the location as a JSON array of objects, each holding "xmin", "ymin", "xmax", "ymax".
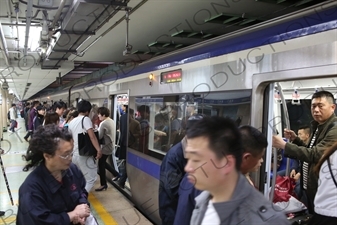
[{"xmin": 273, "ymin": 175, "xmax": 296, "ymax": 203}]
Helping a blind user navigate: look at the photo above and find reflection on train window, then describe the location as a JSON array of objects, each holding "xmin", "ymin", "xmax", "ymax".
[{"xmin": 129, "ymin": 91, "xmax": 251, "ymax": 157}]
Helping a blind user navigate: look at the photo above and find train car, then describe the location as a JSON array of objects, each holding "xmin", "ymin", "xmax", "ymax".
[{"xmin": 44, "ymin": 1, "xmax": 337, "ymax": 224}]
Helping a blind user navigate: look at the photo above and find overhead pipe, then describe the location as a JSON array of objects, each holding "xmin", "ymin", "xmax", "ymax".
[
  {"xmin": 15, "ymin": 4, "xmax": 20, "ymax": 59},
  {"xmin": 5, "ymin": 0, "xmax": 12, "ymax": 22},
  {"xmin": 23, "ymin": 0, "xmax": 33, "ymax": 57},
  {"xmin": 0, "ymin": 22, "xmax": 10, "ymax": 66},
  {"xmin": 51, "ymin": 0, "xmax": 67, "ymax": 30}
]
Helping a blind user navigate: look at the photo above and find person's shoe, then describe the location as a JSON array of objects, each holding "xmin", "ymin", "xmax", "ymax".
[
  {"xmin": 95, "ymin": 185, "xmax": 107, "ymax": 192},
  {"xmin": 112, "ymin": 174, "xmax": 121, "ymax": 181},
  {"xmin": 0, "ymin": 211, "xmax": 5, "ymax": 217},
  {"xmin": 24, "ymin": 137, "xmax": 28, "ymax": 142}
]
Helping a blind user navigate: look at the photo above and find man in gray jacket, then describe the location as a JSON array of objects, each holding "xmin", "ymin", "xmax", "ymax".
[{"xmin": 186, "ymin": 117, "xmax": 289, "ymax": 225}]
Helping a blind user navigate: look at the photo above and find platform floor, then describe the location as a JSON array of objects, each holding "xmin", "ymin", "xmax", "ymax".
[{"xmin": 0, "ymin": 118, "xmax": 153, "ymax": 225}]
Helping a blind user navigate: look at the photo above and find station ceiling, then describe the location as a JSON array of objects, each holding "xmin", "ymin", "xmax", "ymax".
[{"xmin": 0, "ymin": 0, "xmax": 329, "ymax": 101}]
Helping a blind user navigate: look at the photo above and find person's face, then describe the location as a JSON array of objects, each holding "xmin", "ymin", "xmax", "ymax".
[
  {"xmin": 240, "ymin": 149, "xmax": 265, "ymax": 174},
  {"xmin": 56, "ymin": 107, "xmax": 66, "ymax": 117},
  {"xmin": 311, "ymin": 97, "xmax": 336, "ymax": 124},
  {"xmin": 251, "ymin": 157, "xmax": 264, "ymax": 172},
  {"xmin": 98, "ymin": 113, "xmax": 105, "ymax": 121},
  {"xmin": 297, "ymin": 129, "xmax": 309, "ymax": 143},
  {"xmin": 44, "ymin": 140, "xmax": 74, "ymax": 171},
  {"xmin": 184, "ymin": 136, "xmax": 235, "ymax": 191},
  {"xmin": 38, "ymin": 109, "xmax": 45, "ymax": 115}
]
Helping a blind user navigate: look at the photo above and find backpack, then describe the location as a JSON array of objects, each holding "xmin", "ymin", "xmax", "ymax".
[{"xmin": 7, "ymin": 111, "xmax": 10, "ymax": 120}]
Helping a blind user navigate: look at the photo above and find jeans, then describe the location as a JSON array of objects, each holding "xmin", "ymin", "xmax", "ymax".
[{"xmin": 72, "ymin": 154, "xmax": 97, "ymax": 192}]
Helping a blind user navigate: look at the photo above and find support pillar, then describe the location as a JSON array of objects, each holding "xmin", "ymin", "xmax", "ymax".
[{"xmin": 1, "ymin": 87, "xmax": 8, "ymax": 132}]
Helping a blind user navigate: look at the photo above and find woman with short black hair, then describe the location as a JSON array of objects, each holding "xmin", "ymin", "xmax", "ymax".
[{"xmin": 17, "ymin": 125, "xmax": 93, "ymax": 225}]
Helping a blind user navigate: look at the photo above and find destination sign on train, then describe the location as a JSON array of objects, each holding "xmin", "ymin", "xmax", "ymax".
[{"xmin": 160, "ymin": 69, "xmax": 182, "ymax": 84}]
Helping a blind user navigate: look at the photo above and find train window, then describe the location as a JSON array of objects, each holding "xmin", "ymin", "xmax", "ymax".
[{"xmin": 129, "ymin": 90, "xmax": 252, "ymax": 158}]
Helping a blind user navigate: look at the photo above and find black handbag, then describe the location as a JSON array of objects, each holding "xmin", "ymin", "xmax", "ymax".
[{"xmin": 78, "ymin": 116, "xmax": 99, "ymax": 157}]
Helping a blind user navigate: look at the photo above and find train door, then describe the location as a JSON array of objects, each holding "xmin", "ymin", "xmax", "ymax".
[
  {"xmin": 252, "ymin": 75, "xmax": 337, "ymax": 202},
  {"xmin": 108, "ymin": 93, "xmax": 130, "ymax": 190}
]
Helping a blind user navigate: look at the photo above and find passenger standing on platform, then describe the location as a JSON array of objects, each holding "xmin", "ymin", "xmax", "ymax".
[
  {"xmin": 52, "ymin": 101, "xmax": 67, "ymax": 127},
  {"xmin": 24, "ymin": 102, "xmax": 31, "ymax": 131},
  {"xmin": 159, "ymin": 114, "xmax": 204, "ymax": 225},
  {"xmin": 95, "ymin": 107, "xmax": 120, "ymax": 191},
  {"xmin": 8, "ymin": 104, "xmax": 17, "ymax": 132},
  {"xmin": 17, "ymin": 125, "xmax": 91, "ymax": 225},
  {"xmin": 44, "ymin": 112, "xmax": 60, "ymax": 126},
  {"xmin": 68, "ymin": 99, "xmax": 102, "ymax": 192},
  {"xmin": 24, "ymin": 101, "xmax": 40, "ymax": 142},
  {"xmin": 186, "ymin": 117, "xmax": 289, "ymax": 225},
  {"xmin": 174, "ymin": 125, "xmax": 268, "ymax": 225},
  {"xmin": 273, "ymin": 91, "xmax": 337, "ymax": 213},
  {"xmin": 308, "ymin": 142, "xmax": 337, "ymax": 225},
  {"xmin": 33, "ymin": 105, "xmax": 45, "ymax": 131}
]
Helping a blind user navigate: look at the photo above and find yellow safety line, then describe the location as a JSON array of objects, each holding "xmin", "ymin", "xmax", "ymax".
[
  {"xmin": 88, "ymin": 193, "xmax": 118, "ymax": 225},
  {"xmin": 0, "ymin": 215, "xmax": 16, "ymax": 225}
]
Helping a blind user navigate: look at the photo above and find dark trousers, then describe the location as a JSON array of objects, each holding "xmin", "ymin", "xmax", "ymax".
[
  {"xmin": 24, "ymin": 130, "xmax": 32, "ymax": 139},
  {"xmin": 98, "ymin": 154, "xmax": 119, "ymax": 186},
  {"xmin": 308, "ymin": 213, "xmax": 337, "ymax": 225}
]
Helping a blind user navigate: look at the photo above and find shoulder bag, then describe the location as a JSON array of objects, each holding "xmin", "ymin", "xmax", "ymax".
[{"xmin": 78, "ymin": 116, "xmax": 99, "ymax": 157}]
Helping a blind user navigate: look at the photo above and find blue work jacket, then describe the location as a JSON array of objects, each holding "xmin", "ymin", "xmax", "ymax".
[{"xmin": 16, "ymin": 163, "xmax": 88, "ymax": 225}]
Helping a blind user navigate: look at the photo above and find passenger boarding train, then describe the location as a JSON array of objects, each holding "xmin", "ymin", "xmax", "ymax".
[{"xmin": 42, "ymin": 2, "xmax": 337, "ymax": 224}]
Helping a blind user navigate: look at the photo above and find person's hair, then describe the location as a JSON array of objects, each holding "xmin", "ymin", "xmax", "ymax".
[
  {"xmin": 98, "ymin": 107, "xmax": 110, "ymax": 117},
  {"xmin": 123, "ymin": 105, "xmax": 129, "ymax": 111},
  {"xmin": 315, "ymin": 142, "xmax": 337, "ymax": 175},
  {"xmin": 138, "ymin": 105, "xmax": 150, "ymax": 113},
  {"xmin": 33, "ymin": 101, "xmax": 40, "ymax": 107},
  {"xmin": 77, "ymin": 100, "xmax": 92, "ymax": 113},
  {"xmin": 53, "ymin": 101, "xmax": 67, "ymax": 111},
  {"xmin": 312, "ymin": 91, "xmax": 335, "ymax": 104},
  {"xmin": 186, "ymin": 116, "xmax": 242, "ymax": 170},
  {"xmin": 298, "ymin": 125, "xmax": 311, "ymax": 134},
  {"xmin": 129, "ymin": 108, "xmax": 134, "ymax": 115},
  {"xmin": 239, "ymin": 125, "xmax": 268, "ymax": 157},
  {"xmin": 22, "ymin": 124, "xmax": 73, "ymax": 171},
  {"xmin": 11, "ymin": 103, "xmax": 16, "ymax": 107},
  {"xmin": 44, "ymin": 112, "xmax": 60, "ymax": 125},
  {"xmin": 66, "ymin": 110, "xmax": 79, "ymax": 123}
]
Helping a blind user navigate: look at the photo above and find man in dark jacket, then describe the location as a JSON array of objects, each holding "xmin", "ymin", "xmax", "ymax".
[
  {"xmin": 273, "ymin": 91, "xmax": 337, "ymax": 213},
  {"xmin": 23, "ymin": 101, "xmax": 39, "ymax": 142},
  {"xmin": 158, "ymin": 114, "xmax": 203, "ymax": 225}
]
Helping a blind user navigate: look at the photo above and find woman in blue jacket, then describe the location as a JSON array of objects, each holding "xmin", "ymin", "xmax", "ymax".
[{"xmin": 17, "ymin": 125, "xmax": 93, "ymax": 225}]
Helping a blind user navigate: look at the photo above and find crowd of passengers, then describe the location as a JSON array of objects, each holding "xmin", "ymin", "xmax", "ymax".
[
  {"xmin": 159, "ymin": 90, "xmax": 337, "ymax": 225},
  {"xmin": 7, "ymin": 90, "xmax": 336, "ymax": 225}
]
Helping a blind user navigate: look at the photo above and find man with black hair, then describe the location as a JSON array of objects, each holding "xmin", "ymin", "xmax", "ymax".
[
  {"xmin": 187, "ymin": 117, "xmax": 288, "ymax": 225},
  {"xmin": 159, "ymin": 114, "xmax": 204, "ymax": 225},
  {"xmin": 174, "ymin": 125, "xmax": 269, "ymax": 225},
  {"xmin": 273, "ymin": 90, "xmax": 337, "ymax": 213},
  {"xmin": 68, "ymin": 99, "xmax": 102, "ymax": 192}
]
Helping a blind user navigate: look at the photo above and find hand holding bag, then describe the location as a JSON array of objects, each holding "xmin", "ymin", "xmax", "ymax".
[{"xmin": 78, "ymin": 116, "xmax": 99, "ymax": 157}]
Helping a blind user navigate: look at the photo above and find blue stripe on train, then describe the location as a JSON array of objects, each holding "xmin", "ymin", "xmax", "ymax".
[{"xmin": 127, "ymin": 151, "xmax": 160, "ymax": 180}]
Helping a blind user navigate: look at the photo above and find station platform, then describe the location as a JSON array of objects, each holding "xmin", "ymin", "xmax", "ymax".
[{"xmin": 0, "ymin": 118, "xmax": 153, "ymax": 225}]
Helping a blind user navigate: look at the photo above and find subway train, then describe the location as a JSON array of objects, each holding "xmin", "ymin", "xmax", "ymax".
[{"xmin": 41, "ymin": 2, "xmax": 337, "ymax": 224}]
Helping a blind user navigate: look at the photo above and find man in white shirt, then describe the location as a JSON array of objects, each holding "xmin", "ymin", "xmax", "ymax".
[
  {"xmin": 186, "ymin": 117, "xmax": 289, "ymax": 225},
  {"xmin": 68, "ymin": 100, "xmax": 102, "ymax": 192},
  {"xmin": 9, "ymin": 104, "xmax": 18, "ymax": 132}
]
